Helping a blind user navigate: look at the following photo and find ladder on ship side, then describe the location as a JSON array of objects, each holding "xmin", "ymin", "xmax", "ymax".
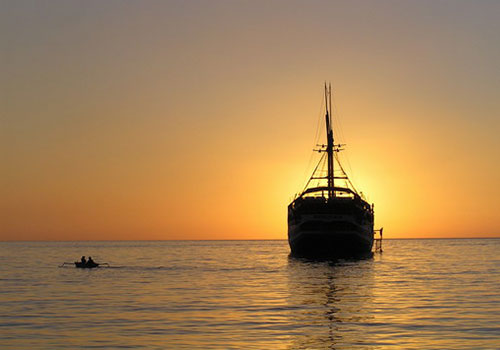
[{"xmin": 374, "ymin": 228, "xmax": 383, "ymax": 253}]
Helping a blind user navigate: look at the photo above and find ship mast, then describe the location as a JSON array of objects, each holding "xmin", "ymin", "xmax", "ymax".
[{"xmin": 325, "ymin": 83, "xmax": 334, "ymax": 199}]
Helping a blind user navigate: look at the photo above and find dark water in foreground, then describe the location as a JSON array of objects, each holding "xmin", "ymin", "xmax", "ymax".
[{"xmin": 0, "ymin": 239, "xmax": 498, "ymax": 349}]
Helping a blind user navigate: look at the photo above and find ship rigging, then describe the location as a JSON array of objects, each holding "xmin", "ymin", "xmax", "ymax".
[{"xmin": 288, "ymin": 84, "xmax": 380, "ymax": 258}]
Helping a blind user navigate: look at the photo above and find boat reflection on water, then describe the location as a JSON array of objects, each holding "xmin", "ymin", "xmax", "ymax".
[{"xmin": 286, "ymin": 255, "xmax": 376, "ymax": 350}]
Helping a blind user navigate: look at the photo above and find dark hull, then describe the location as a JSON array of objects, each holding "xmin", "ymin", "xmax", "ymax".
[
  {"xmin": 288, "ymin": 229, "xmax": 373, "ymax": 258},
  {"xmin": 75, "ymin": 262, "xmax": 99, "ymax": 268},
  {"xmin": 288, "ymin": 196, "xmax": 374, "ymax": 258}
]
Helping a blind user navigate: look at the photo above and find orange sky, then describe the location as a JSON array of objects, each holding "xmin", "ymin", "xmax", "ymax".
[{"xmin": 2, "ymin": 1, "xmax": 499, "ymax": 240}]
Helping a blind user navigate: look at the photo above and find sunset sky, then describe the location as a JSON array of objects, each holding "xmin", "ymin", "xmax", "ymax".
[{"xmin": 2, "ymin": 0, "xmax": 499, "ymax": 240}]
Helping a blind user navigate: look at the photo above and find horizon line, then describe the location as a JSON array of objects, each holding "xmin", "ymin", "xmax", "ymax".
[{"xmin": 1, "ymin": 237, "xmax": 499, "ymax": 243}]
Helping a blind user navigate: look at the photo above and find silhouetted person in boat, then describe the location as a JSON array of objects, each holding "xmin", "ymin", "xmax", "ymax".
[
  {"xmin": 87, "ymin": 256, "xmax": 95, "ymax": 266},
  {"xmin": 81, "ymin": 256, "xmax": 86, "ymax": 264}
]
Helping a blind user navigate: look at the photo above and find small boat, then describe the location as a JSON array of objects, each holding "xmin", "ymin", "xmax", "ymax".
[
  {"xmin": 74, "ymin": 262, "xmax": 99, "ymax": 268},
  {"xmin": 59, "ymin": 261, "xmax": 109, "ymax": 268}
]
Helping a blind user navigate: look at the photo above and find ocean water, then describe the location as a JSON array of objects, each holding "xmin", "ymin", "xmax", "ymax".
[{"xmin": 0, "ymin": 239, "xmax": 498, "ymax": 349}]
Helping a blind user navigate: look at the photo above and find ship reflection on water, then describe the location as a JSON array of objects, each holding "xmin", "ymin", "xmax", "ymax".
[{"xmin": 286, "ymin": 255, "xmax": 376, "ymax": 350}]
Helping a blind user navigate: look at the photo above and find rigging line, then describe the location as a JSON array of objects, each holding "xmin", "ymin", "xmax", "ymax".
[
  {"xmin": 317, "ymin": 154, "xmax": 322, "ymax": 188},
  {"xmin": 330, "ymin": 84, "xmax": 347, "ymax": 143},
  {"xmin": 331, "ymin": 85, "xmax": 356, "ymax": 186},
  {"xmin": 342, "ymin": 152, "xmax": 357, "ymax": 191},
  {"xmin": 302, "ymin": 95, "xmax": 326, "ymax": 185},
  {"xmin": 331, "ymin": 91, "xmax": 347, "ymax": 149},
  {"xmin": 301, "ymin": 152, "xmax": 326, "ymax": 194},
  {"xmin": 319, "ymin": 152, "xmax": 328, "ymax": 187},
  {"xmin": 334, "ymin": 152, "xmax": 359, "ymax": 194},
  {"xmin": 314, "ymin": 94, "xmax": 325, "ymax": 146},
  {"xmin": 302, "ymin": 148, "xmax": 316, "ymax": 186}
]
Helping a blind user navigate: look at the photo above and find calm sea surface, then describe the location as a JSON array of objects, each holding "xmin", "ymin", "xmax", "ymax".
[{"xmin": 0, "ymin": 239, "xmax": 498, "ymax": 349}]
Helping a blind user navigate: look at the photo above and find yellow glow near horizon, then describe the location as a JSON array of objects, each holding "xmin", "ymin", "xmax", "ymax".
[{"xmin": 1, "ymin": 1, "xmax": 499, "ymax": 240}]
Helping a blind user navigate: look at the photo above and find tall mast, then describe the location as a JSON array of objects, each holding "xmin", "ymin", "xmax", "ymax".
[{"xmin": 325, "ymin": 83, "xmax": 334, "ymax": 198}]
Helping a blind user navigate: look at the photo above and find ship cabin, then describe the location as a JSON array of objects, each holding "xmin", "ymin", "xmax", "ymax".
[{"xmin": 289, "ymin": 186, "xmax": 373, "ymax": 219}]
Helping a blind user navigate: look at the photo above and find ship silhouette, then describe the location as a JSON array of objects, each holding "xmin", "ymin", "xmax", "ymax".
[{"xmin": 288, "ymin": 84, "xmax": 376, "ymax": 258}]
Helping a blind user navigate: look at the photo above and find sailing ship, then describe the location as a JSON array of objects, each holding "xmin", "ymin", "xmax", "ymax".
[{"xmin": 288, "ymin": 84, "xmax": 375, "ymax": 258}]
